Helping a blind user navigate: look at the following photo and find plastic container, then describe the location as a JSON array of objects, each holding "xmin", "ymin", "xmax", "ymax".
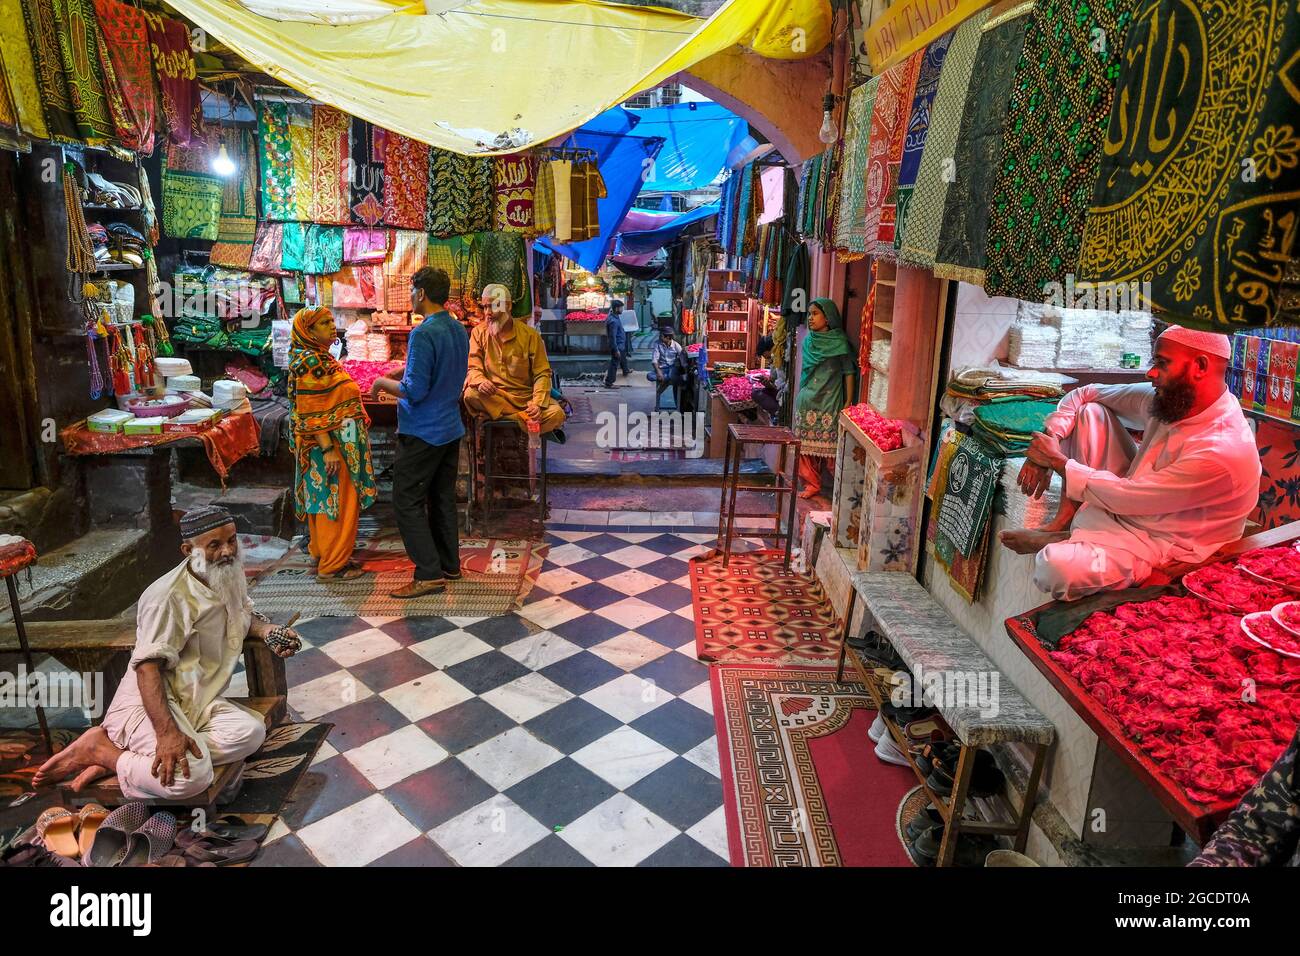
[{"xmin": 127, "ymin": 396, "xmax": 189, "ymax": 419}]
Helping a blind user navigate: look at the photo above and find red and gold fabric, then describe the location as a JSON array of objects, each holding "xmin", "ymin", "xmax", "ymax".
[
  {"xmin": 92, "ymin": 0, "xmax": 155, "ymax": 154},
  {"xmin": 382, "ymin": 132, "xmax": 430, "ymax": 230},
  {"xmin": 310, "ymin": 104, "xmax": 351, "ymax": 225},
  {"xmin": 493, "ymin": 152, "xmax": 536, "ymax": 234},
  {"xmin": 143, "ymin": 10, "xmax": 201, "ymax": 148}
]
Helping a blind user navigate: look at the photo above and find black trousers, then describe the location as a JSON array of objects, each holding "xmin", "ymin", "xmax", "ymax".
[
  {"xmin": 604, "ymin": 347, "xmax": 629, "ymax": 386},
  {"xmin": 393, "ymin": 434, "xmax": 461, "ymax": 581}
]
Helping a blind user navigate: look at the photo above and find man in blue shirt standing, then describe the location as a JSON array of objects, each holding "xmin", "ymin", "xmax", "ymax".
[
  {"xmin": 603, "ymin": 300, "xmax": 629, "ymax": 388},
  {"xmin": 370, "ymin": 267, "xmax": 470, "ymax": 599}
]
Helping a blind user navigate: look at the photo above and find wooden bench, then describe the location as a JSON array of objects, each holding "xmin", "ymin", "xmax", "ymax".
[
  {"xmin": 57, "ymin": 697, "xmax": 281, "ymax": 810},
  {"xmin": 835, "ymin": 571, "xmax": 1056, "ymax": 866},
  {"xmin": 0, "ymin": 620, "xmax": 288, "ymax": 718}
]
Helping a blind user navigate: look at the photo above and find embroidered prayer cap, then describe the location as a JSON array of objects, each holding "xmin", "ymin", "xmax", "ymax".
[
  {"xmin": 180, "ymin": 506, "xmax": 237, "ymax": 539},
  {"xmin": 1157, "ymin": 325, "xmax": 1231, "ymax": 360}
]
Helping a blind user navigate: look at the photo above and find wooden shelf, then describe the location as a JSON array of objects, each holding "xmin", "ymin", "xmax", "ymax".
[{"xmin": 1244, "ymin": 406, "xmax": 1300, "ymax": 428}]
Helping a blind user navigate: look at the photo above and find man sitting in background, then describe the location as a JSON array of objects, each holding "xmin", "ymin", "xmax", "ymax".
[
  {"xmin": 463, "ymin": 283, "xmax": 567, "ymax": 439},
  {"xmin": 999, "ymin": 326, "xmax": 1261, "ymax": 601},
  {"xmin": 33, "ymin": 507, "xmax": 300, "ymax": 799},
  {"xmin": 648, "ymin": 324, "xmax": 684, "ymax": 406}
]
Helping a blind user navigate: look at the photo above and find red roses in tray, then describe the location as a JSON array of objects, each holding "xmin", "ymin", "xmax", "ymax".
[
  {"xmin": 844, "ymin": 403, "xmax": 905, "ymax": 452},
  {"xmin": 1236, "ymin": 545, "xmax": 1300, "ymax": 590},
  {"xmin": 1183, "ymin": 562, "xmax": 1289, "ymax": 613},
  {"xmin": 1049, "ymin": 547, "xmax": 1300, "ymax": 806}
]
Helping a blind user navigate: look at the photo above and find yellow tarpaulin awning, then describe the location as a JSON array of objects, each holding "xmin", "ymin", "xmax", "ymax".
[{"xmin": 163, "ymin": 0, "xmax": 831, "ymax": 154}]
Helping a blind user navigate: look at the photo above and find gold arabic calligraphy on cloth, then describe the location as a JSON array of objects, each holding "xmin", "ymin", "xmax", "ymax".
[{"xmin": 1080, "ymin": 0, "xmax": 1300, "ymax": 329}]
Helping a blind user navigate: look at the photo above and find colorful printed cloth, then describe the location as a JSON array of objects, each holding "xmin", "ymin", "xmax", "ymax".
[
  {"xmin": 143, "ymin": 10, "xmax": 201, "ymax": 148},
  {"xmin": 494, "ymin": 152, "xmax": 536, "ymax": 234},
  {"xmin": 92, "ymin": 0, "xmax": 155, "ymax": 154},
  {"xmin": 532, "ymin": 159, "xmax": 558, "ymax": 236},
  {"xmin": 875, "ymin": 50, "xmax": 923, "ymax": 256},
  {"xmin": 162, "ymin": 147, "xmax": 222, "ymax": 240},
  {"xmin": 0, "ymin": 2, "xmax": 50, "ymax": 140},
  {"xmin": 984, "ymin": 0, "xmax": 1135, "ymax": 300},
  {"xmin": 471, "ymin": 230, "xmax": 531, "ymax": 318},
  {"xmin": 934, "ymin": 8, "xmax": 1033, "ymax": 284},
  {"xmin": 249, "ymin": 221, "xmax": 286, "ymax": 276},
  {"xmin": 343, "ymin": 227, "xmax": 388, "ymax": 264},
  {"xmin": 19, "ymin": 0, "xmax": 79, "ymax": 142},
  {"xmin": 894, "ymin": 32, "xmax": 954, "ymax": 255},
  {"xmin": 257, "ymin": 101, "xmax": 295, "ymax": 220},
  {"xmin": 382, "ymin": 132, "xmax": 428, "ymax": 229},
  {"xmin": 209, "ymin": 127, "xmax": 258, "ymax": 268},
  {"xmin": 50, "ymin": 0, "xmax": 112, "ymax": 144},
  {"xmin": 832, "ymin": 76, "xmax": 879, "ymax": 257},
  {"xmin": 288, "ymin": 105, "xmax": 314, "ymax": 222},
  {"xmin": 427, "ymin": 234, "xmax": 478, "ymax": 304},
  {"xmin": 862, "ymin": 57, "xmax": 916, "ymax": 257},
  {"xmin": 900, "ymin": 10, "xmax": 988, "ymax": 269},
  {"xmin": 383, "ymin": 228, "xmax": 428, "ymax": 311},
  {"xmin": 310, "ymin": 104, "xmax": 351, "ymax": 225},
  {"xmin": 1081, "ymin": 0, "xmax": 1300, "ymax": 329},
  {"xmin": 330, "ymin": 264, "xmax": 382, "ymax": 309},
  {"xmin": 349, "ymin": 117, "xmax": 385, "ymax": 226},
  {"xmin": 427, "ymin": 148, "xmax": 494, "ymax": 237},
  {"xmin": 302, "ymin": 224, "xmax": 345, "ymax": 274}
]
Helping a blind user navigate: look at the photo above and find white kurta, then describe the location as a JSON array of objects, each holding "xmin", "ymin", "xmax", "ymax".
[
  {"xmin": 1035, "ymin": 384, "xmax": 1260, "ymax": 599},
  {"xmin": 101, "ymin": 560, "xmax": 265, "ymax": 799}
]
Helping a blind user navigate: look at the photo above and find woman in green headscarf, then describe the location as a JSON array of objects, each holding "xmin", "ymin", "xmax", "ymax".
[{"xmin": 795, "ymin": 297, "xmax": 856, "ymax": 498}]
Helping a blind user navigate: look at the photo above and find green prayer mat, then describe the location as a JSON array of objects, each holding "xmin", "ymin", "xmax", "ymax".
[
  {"xmin": 1080, "ymin": 0, "xmax": 1300, "ymax": 329},
  {"xmin": 162, "ymin": 163, "xmax": 222, "ymax": 241},
  {"xmin": 935, "ymin": 435, "xmax": 1000, "ymax": 558}
]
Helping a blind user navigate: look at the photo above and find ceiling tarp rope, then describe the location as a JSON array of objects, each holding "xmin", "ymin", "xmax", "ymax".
[{"xmin": 162, "ymin": 0, "xmax": 831, "ymax": 155}]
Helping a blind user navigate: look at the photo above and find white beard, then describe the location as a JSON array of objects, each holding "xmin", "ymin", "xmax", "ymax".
[{"xmin": 189, "ymin": 549, "xmax": 250, "ymax": 632}]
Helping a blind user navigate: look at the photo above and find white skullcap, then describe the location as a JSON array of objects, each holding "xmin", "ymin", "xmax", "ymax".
[{"xmin": 1157, "ymin": 324, "xmax": 1232, "ymax": 360}]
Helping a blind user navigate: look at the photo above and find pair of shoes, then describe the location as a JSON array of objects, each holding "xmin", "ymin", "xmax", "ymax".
[
  {"xmin": 905, "ymin": 805, "xmax": 944, "ymax": 845},
  {"xmin": 316, "ymin": 564, "xmax": 368, "ymax": 582},
  {"xmin": 389, "ymin": 578, "xmax": 446, "ymax": 599},
  {"xmin": 36, "ymin": 804, "xmax": 108, "ymax": 861},
  {"xmin": 443, "ymin": 568, "xmax": 463, "ymax": 581},
  {"xmin": 926, "ymin": 747, "xmax": 1005, "ymax": 799},
  {"xmin": 874, "ymin": 733, "xmax": 910, "ymax": 767},
  {"xmin": 544, "ymin": 427, "xmax": 566, "ymax": 444},
  {"xmin": 85, "ymin": 804, "xmax": 178, "ymax": 867},
  {"xmin": 912, "ymin": 824, "xmax": 999, "ymax": 867},
  {"xmin": 867, "ymin": 712, "xmax": 887, "ymax": 743},
  {"xmin": 173, "ymin": 826, "xmax": 261, "ymax": 865}
]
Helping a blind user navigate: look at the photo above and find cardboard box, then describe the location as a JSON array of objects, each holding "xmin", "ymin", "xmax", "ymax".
[
  {"xmin": 1267, "ymin": 343, "xmax": 1298, "ymax": 417},
  {"xmin": 87, "ymin": 409, "xmax": 133, "ymax": 433},
  {"xmin": 162, "ymin": 409, "xmax": 221, "ymax": 434},
  {"xmin": 123, "ymin": 416, "xmax": 166, "ymax": 435}
]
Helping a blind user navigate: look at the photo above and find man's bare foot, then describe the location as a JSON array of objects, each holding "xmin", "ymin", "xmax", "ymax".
[
  {"xmin": 999, "ymin": 528, "xmax": 1070, "ymax": 555},
  {"xmin": 32, "ymin": 726, "xmax": 122, "ymax": 788},
  {"xmin": 70, "ymin": 764, "xmax": 114, "ymax": 791}
]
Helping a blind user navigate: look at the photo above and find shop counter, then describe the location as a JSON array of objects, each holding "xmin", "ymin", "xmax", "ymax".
[{"xmin": 59, "ymin": 411, "xmax": 260, "ymax": 482}]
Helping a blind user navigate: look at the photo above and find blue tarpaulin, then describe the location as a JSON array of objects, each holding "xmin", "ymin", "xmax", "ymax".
[
  {"xmin": 536, "ymin": 108, "xmax": 664, "ymax": 271},
  {"xmin": 627, "ymin": 102, "xmax": 749, "ymax": 191},
  {"xmin": 616, "ymin": 202, "xmax": 720, "ymax": 256}
]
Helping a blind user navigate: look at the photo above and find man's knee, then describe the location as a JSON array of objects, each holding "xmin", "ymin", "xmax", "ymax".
[
  {"xmin": 167, "ymin": 756, "xmax": 216, "ymax": 799},
  {"xmin": 1033, "ymin": 543, "xmax": 1078, "ymax": 600}
]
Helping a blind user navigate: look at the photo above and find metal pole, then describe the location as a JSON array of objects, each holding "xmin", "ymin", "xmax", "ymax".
[{"xmin": 7, "ymin": 575, "xmax": 53, "ymax": 756}]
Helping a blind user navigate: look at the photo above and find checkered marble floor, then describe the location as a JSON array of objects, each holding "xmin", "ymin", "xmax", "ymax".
[{"xmin": 244, "ymin": 524, "xmax": 769, "ymax": 867}]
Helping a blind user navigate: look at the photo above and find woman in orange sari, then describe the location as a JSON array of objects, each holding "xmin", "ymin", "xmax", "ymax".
[{"xmin": 289, "ymin": 307, "xmax": 378, "ymax": 580}]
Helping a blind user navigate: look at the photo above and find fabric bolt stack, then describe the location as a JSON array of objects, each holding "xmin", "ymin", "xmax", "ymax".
[
  {"xmin": 947, "ymin": 365, "xmax": 1067, "ymax": 403},
  {"xmin": 1049, "ymin": 308, "xmax": 1106, "ymax": 368},
  {"xmin": 1118, "ymin": 310, "xmax": 1155, "ymax": 366},
  {"xmin": 971, "ymin": 399, "xmax": 1059, "ymax": 455},
  {"xmin": 997, "ymin": 456, "xmax": 1063, "ymax": 530},
  {"xmin": 1008, "ymin": 321, "xmax": 1058, "ymax": 368}
]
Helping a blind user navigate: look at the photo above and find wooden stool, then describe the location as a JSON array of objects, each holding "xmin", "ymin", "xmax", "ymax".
[
  {"xmin": 0, "ymin": 536, "xmax": 51, "ymax": 755},
  {"xmin": 466, "ymin": 415, "xmax": 548, "ymax": 535},
  {"xmin": 715, "ymin": 424, "xmax": 800, "ymax": 571}
]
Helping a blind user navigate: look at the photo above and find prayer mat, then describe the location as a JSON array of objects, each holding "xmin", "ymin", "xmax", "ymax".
[
  {"xmin": 900, "ymin": 9, "xmax": 988, "ymax": 269},
  {"xmin": 926, "ymin": 432, "xmax": 991, "ymax": 603},
  {"xmin": 143, "ymin": 9, "xmax": 201, "ymax": 148},
  {"xmin": 712, "ymin": 664, "xmax": 915, "ymax": 866},
  {"xmin": 209, "ymin": 127, "xmax": 259, "ymax": 268},
  {"xmin": 426, "ymin": 147, "xmax": 494, "ymax": 237},
  {"xmin": 92, "ymin": 0, "xmax": 154, "ymax": 154},
  {"xmin": 0, "ymin": 2, "xmax": 49, "ymax": 140},
  {"xmin": 874, "ymin": 50, "xmax": 923, "ymax": 256},
  {"xmin": 162, "ymin": 155, "xmax": 222, "ymax": 240},
  {"xmin": 288, "ymin": 104, "xmax": 314, "ymax": 222},
  {"xmin": 893, "ymin": 31, "xmax": 954, "ymax": 255},
  {"xmin": 471, "ymin": 230, "xmax": 531, "ymax": 317},
  {"xmin": 426, "ymin": 233, "xmax": 477, "ymax": 303},
  {"xmin": 933, "ymin": 5, "xmax": 1033, "ymax": 284},
  {"xmin": 310, "ymin": 104, "xmax": 351, "ymax": 225},
  {"xmin": 934, "ymin": 434, "xmax": 999, "ymax": 558},
  {"xmin": 494, "ymin": 151, "xmax": 536, "ymax": 233},
  {"xmin": 383, "ymin": 228, "xmax": 428, "ymax": 311},
  {"xmin": 348, "ymin": 117, "xmax": 385, "ymax": 226},
  {"xmin": 18, "ymin": 0, "xmax": 79, "ymax": 142},
  {"xmin": 382, "ymin": 132, "xmax": 429, "ymax": 229},
  {"xmin": 1080, "ymin": 0, "xmax": 1300, "ymax": 329},
  {"xmin": 257, "ymin": 101, "xmax": 295, "ymax": 221},
  {"xmin": 49, "ymin": 0, "xmax": 112, "ymax": 144},
  {"xmin": 862, "ymin": 61, "xmax": 912, "ymax": 256},
  {"xmin": 688, "ymin": 548, "xmax": 842, "ymax": 667},
  {"xmin": 248, "ymin": 537, "xmax": 545, "ymax": 617},
  {"xmin": 218, "ymin": 721, "xmax": 332, "ymax": 816},
  {"xmin": 983, "ymin": 0, "xmax": 1136, "ymax": 301},
  {"xmin": 832, "ymin": 76, "xmax": 878, "ymax": 258}
]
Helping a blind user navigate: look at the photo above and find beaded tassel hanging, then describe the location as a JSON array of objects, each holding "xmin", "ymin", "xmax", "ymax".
[
  {"xmin": 132, "ymin": 325, "xmax": 154, "ymax": 388},
  {"xmin": 107, "ymin": 326, "xmax": 132, "ymax": 396},
  {"xmin": 143, "ymin": 251, "xmax": 173, "ymax": 356},
  {"xmin": 85, "ymin": 324, "xmax": 105, "ymax": 399},
  {"xmin": 64, "ymin": 163, "xmax": 96, "ymax": 300}
]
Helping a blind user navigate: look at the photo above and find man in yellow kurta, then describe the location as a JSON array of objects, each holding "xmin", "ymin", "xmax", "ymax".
[{"xmin": 463, "ymin": 283, "xmax": 567, "ymax": 437}]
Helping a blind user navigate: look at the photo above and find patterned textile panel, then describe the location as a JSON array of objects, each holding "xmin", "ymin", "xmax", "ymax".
[
  {"xmin": 832, "ymin": 76, "xmax": 879, "ymax": 258},
  {"xmin": 893, "ymin": 31, "xmax": 955, "ymax": 256}
]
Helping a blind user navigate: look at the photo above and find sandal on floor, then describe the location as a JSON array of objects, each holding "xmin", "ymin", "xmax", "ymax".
[
  {"xmin": 176, "ymin": 829, "xmax": 260, "ymax": 865},
  {"xmin": 35, "ymin": 807, "xmax": 80, "ymax": 859},
  {"xmin": 317, "ymin": 564, "xmax": 368, "ymax": 581},
  {"xmin": 85, "ymin": 802, "xmax": 150, "ymax": 868},
  {"xmin": 208, "ymin": 815, "xmax": 269, "ymax": 842},
  {"xmin": 75, "ymin": 803, "xmax": 110, "ymax": 860},
  {"xmin": 120, "ymin": 811, "xmax": 178, "ymax": 867}
]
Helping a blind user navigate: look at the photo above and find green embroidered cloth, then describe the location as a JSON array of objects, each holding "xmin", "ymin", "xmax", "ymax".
[
  {"xmin": 833, "ymin": 77, "xmax": 879, "ymax": 256},
  {"xmin": 51, "ymin": 0, "xmax": 112, "ymax": 143},
  {"xmin": 1081, "ymin": 0, "xmax": 1300, "ymax": 329},
  {"xmin": 19, "ymin": 0, "xmax": 80, "ymax": 143},
  {"xmin": 258, "ymin": 102, "xmax": 295, "ymax": 221},
  {"xmin": 162, "ymin": 159, "xmax": 222, "ymax": 241},
  {"xmin": 983, "ymin": 0, "xmax": 1136, "ymax": 301},
  {"xmin": 933, "ymin": 8, "xmax": 1033, "ymax": 284},
  {"xmin": 935, "ymin": 435, "xmax": 999, "ymax": 558},
  {"xmin": 470, "ymin": 230, "xmax": 531, "ymax": 318}
]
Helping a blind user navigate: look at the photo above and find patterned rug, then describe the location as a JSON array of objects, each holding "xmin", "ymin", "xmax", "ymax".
[
  {"xmin": 711, "ymin": 665, "xmax": 915, "ymax": 866},
  {"xmin": 896, "ymin": 784, "xmax": 932, "ymax": 867},
  {"xmin": 223, "ymin": 721, "xmax": 332, "ymax": 815},
  {"xmin": 249, "ymin": 535, "xmax": 545, "ymax": 617},
  {"xmin": 688, "ymin": 549, "xmax": 842, "ymax": 666}
]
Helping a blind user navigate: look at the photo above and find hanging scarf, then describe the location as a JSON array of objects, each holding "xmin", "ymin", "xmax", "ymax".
[
  {"xmin": 18, "ymin": 0, "xmax": 79, "ymax": 142},
  {"xmin": 1, "ymin": 0, "xmax": 49, "ymax": 140},
  {"xmin": 863, "ymin": 54, "xmax": 919, "ymax": 257},
  {"xmin": 92, "ymin": 0, "xmax": 155, "ymax": 154},
  {"xmin": 48, "ymin": 0, "xmax": 112, "ymax": 144},
  {"xmin": 894, "ymin": 31, "xmax": 954, "ymax": 256},
  {"xmin": 288, "ymin": 104, "xmax": 314, "ymax": 221},
  {"xmin": 209, "ymin": 127, "xmax": 258, "ymax": 268},
  {"xmin": 800, "ymin": 297, "xmax": 852, "ymax": 388},
  {"xmin": 494, "ymin": 152, "xmax": 536, "ymax": 234},
  {"xmin": 426, "ymin": 147, "xmax": 494, "ymax": 236},
  {"xmin": 858, "ymin": 261, "xmax": 879, "ymax": 374},
  {"xmin": 310, "ymin": 104, "xmax": 351, "ymax": 224},
  {"xmin": 143, "ymin": 10, "xmax": 201, "ymax": 148},
  {"xmin": 349, "ymin": 117, "xmax": 385, "ymax": 226},
  {"xmin": 833, "ymin": 76, "xmax": 879, "ymax": 257},
  {"xmin": 257, "ymin": 101, "xmax": 295, "ymax": 220},
  {"xmin": 382, "ymin": 132, "xmax": 429, "ymax": 229}
]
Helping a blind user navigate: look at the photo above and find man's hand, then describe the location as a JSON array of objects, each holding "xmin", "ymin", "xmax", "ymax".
[
  {"xmin": 477, "ymin": 381, "xmax": 498, "ymax": 396},
  {"xmin": 525, "ymin": 401, "xmax": 541, "ymax": 422},
  {"xmin": 370, "ymin": 376, "xmax": 398, "ymax": 401},
  {"xmin": 152, "ymin": 726, "xmax": 202, "ymax": 788},
  {"xmin": 270, "ymin": 627, "xmax": 301, "ymax": 658},
  {"xmin": 1027, "ymin": 431, "xmax": 1068, "ymax": 474},
  {"xmin": 1017, "ymin": 460, "xmax": 1053, "ymax": 499}
]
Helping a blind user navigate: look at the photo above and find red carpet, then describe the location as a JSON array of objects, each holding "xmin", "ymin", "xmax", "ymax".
[
  {"xmin": 689, "ymin": 549, "xmax": 842, "ymax": 666},
  {"xmin": 712, "ymin": 665, "xmax": 916, "ymax": 867}
]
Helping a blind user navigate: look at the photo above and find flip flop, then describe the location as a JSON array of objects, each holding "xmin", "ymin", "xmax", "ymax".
[
  {"xmin": 76, "ymin": 803, "xmax": 110, "ymax": 861},
  {"xmin": 209, "ymin": 815, "xmax": 269, "ymax": 842},
  {"xmin": 177, "ymin": 830, "xmax": 260, "ymax": 866},
  {"xmin": 85, "ymin": 802, "xmax": 150, "ymax": 868},
  {"xmin": 35, "ymin": 807, "xmax": 80, "ymax": 859},
  {"xmin": 120, "ymin": 811, "xmax": 178, "ymax": 867}
]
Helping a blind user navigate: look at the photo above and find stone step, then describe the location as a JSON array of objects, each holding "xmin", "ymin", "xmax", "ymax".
[{"xmin": 172, "ymin": 483, "xmax": 295, "ymax": 540}]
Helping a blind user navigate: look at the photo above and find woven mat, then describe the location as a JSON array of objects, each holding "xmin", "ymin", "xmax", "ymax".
[
  {"xmin": 249, "ymin": 536, "xmax": 546, "ymax": 616},
  {"xmin": 565, "ymin": 395, "xmax": 594, "ymax": 424}
]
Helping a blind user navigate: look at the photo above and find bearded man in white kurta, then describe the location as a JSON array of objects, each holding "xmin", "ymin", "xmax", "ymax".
[
  {"xmin": 35, "ymin": 507, "xmax": 301, "ymax": 800},
  {"xmin": 999, "ymin": 326, "xmax": 1261, "ymax": 601}
]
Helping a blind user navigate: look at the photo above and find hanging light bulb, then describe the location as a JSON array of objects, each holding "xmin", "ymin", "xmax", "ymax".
[
  {"xmin": 818, "ymin": 92, "xmax": 838, "ymax": 145},
  {"xmin": 212, "ymin": 143, "xmax": 236, "ymax": 177}
]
